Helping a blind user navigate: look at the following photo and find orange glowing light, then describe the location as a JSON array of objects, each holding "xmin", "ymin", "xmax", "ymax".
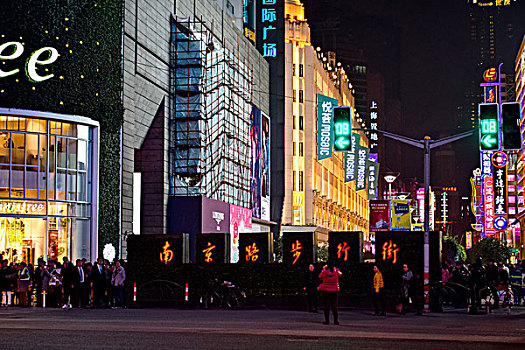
[
  {"xmin": 381, "ymin": 240, "xmax": 399, "ymax": 264},
  {"xmin": 290, "ymin": 240, "xmax": 303, "ymax": 265},
  {"xmin": 483, "ymin": 68, "xmax": 497, "ymax": 82},
  {"xmin": 245, "ymin": 242, "xmax": 259, "ymax": 262},
  {"xmin": 160, "ymin": 241, "xmax": 174, "ymax": 265},
  {"xmin": 202, "ymin": 242, "xmax": 216, "ymax": 263},
  {"xmin": 337, "ymin": 242, "xmax": 350, "ymax": 261}
]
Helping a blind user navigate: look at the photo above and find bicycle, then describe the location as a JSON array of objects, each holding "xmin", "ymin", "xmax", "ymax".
[{"xmin": 200, "ymin": 279, "xmax": 246, "ymax": 310}]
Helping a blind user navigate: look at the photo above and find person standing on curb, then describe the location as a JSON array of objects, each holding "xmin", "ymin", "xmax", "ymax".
[
  {"xmin": 303, "ymin": 264, "xmax": 318, "ymax": 313},
  {"xmin": 318, "ymin": 261, "xmax": 342, "ymax": 325},
  {"xmin": 372, "ymin": 265, "xmax": 386, "ymax": 316}
]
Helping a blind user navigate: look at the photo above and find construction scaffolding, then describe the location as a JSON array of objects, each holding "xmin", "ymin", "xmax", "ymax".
[{"xmin": 169, "ymin": 16, "xmax": 253, "ymax": 208}]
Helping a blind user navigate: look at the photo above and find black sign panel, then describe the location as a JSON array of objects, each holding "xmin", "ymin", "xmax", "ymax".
[
  {"xmin": 282, "ymin": 232, "xmax": 315, "ymax": 266},
  {"xmin": 239, "ymin": 232, "xmax": 271, "ymax": 263},
  {"xmin": 374, "ymin": 231, "xmax": 442, "ymax": 282},
  {"xmin": 328, "ymin": 231, "xmax": 363, "ymax": 264},
  {"xmin": 127, "ymin": 235, "xmax": 184, "ymax": 267},
  {"xmin": 196, "ymin": 234, "xmax": 227, "ymax": 265}
]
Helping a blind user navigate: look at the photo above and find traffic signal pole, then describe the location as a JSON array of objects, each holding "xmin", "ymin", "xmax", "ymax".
[{"xmin": 355, "ymin": 128, "xmax": 476, "ymax": 311}]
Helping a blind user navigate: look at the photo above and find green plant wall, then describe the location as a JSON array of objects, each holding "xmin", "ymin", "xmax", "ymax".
[{"xmin": 0, "ymin": 0, "xmax": 123, "ymax": 257}]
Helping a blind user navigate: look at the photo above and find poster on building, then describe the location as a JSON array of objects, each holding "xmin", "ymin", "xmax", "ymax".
[
  {"xmin": 230, "ymin": 205, "xmax": 253, "ymax": 263},
  {"xmin": 344, "ymin": 133, "xmax": 360, "ymax": 183},
  {"xmin": 369, "ymin": 200, "xmax": 390, "ymax": 231},
  {"xmin": 317, "ymin": 94, "xmax": 338, "ymax": 160},
  {"xmin": 292, "ymin": 191, "xmax": 305, "ymax": 225},
  {"xmin": 390, "ymin": 199, "xmax": 411, "ymax": 231},
  {"xmin": 250, "ymin": 105, "xmax": 262, "ymax": 218},
  {"xmin": 260, "ymin": 112, "xmax": 271, "ymax": 221},
  {"xmin": 328, "ymin": 231, "xmax": 363, "ymax": 264},
  {"xmin": 367, "ymin": 161, "xmax": 379, "ymax": 200},
  {"xmin": 356, "ymin": 144, "xmax": 369, "ymax": 191}
]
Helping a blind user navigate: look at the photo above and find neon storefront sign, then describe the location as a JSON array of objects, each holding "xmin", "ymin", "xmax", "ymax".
[{"xmin": 0, "ymin": 41, "xmax": 58, "ymax": 82}]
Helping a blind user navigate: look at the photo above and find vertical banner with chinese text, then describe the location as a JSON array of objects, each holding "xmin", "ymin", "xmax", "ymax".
[
  {"xmin": 344, "ymin": 133, "xmax": 360, "ymax": 183},
  {"xmin": 316, "ymin": 94, "xmax": 338, "ymax": 160},
  {"xmin": 356, "ymin": 144, "xmax": 369, "ymax": 191},
  {"xmin": 367, "ymin": 161, "xmax": 379, "ymax": 200}
]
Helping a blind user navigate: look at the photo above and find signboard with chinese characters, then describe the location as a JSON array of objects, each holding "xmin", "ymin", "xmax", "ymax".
[
  {"xmin": 196, "ymin": 234, "xmax": 227, "ymax": 264},
  {"xmin": 484, "ymin": 86, "xmax": 497, "ymax": 103},
  {"xmin": 256, "ymin": 0, "xmax": 284, "ymax": 59},
  {"xmin": 239, "ymin": 232, "xmax": 271, "ymax": 263},
  {"xmin": 465, "ymin": 232, "xmax": 472, "ymax": 249},
  {"xmin": 126, "ymin": 235, "xmax": 184, "ymax": 267},
  {"xmin": 375, "ymin": 231, "xmax": 442, "ymax": 283},
  {"xmin": 243, "ymin": 0, "xmax": 256, "ymax": 43},
  {"xmin": 344, "ymin": 133, "xmax": 360, "ymax": 183},
  {"xmin": 282, "ymin": 231, "xmax": 315, "ymax": 266},
  {"xmin": 368, "ymin": 100, "xmax": 379, "ymax": 152},
  {"xmin": 390, "ymin": 199, "xmax": 411, "ymax": 231},
  {"xmin": 369, "ymin": 200, "xmax": 390, "ymax": 231},
  {"xmin": 367, "ymin": 161, "xmax": 379, "ymax": 200},
  {"xmin": 328, "ymin": 231, "xmax": 363, "ymax": 264},
  {"xmin": 491, "ymin": 152, "xmax": 508, "ymax": 231},
  {"xmin": 483, "ymin": 175, "xmax": 495, "ymax": 237},
  {"xmin": 356, "ymin": 144, "xmax": 369, "ymax": 191},
  {"xmin": 316, "ymin": 94, "xmax": 338, "ymax": 160}
]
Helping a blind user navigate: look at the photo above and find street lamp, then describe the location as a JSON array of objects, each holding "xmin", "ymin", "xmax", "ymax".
[{"xmin": 383, "ymin": 173, "xmax": 399, "ymax": 199}]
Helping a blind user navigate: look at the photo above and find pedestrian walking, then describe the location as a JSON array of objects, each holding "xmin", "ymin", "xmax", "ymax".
[
  {"xmin": 303, "ymin": 264, "xmax": 318, "ymax": 312},
  {"xmin": 111, "ymin": 260, "xmax": 126, "ymax": 308},
  {"xmin": 372, "ymin": 265, "xmax": 386, "ymax": 316},
  {"xmin": 318, "ymin": 261, "xmax": 342, "ymax": 325}
]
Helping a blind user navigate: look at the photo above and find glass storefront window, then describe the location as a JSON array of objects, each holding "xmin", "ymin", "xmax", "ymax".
[{"xmin": 0, "ymin": 112, "xmax": 97, "ymax": 265}]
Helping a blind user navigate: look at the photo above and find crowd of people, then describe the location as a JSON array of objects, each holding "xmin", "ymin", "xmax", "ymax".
[
  {"xmin": 442, "ymin": 258, "xmax": 524, "ymax": 310},
  {"xmin": 0, "ymin": 256, "xmax": 126, "ymax": 309},
  {"xmin": 304, "ymin": 258, "xmax": 525, "ymax": 323}
]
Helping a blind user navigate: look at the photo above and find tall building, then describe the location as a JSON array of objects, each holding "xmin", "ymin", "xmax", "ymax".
[
  {"xmin": 124, "ymin": 0, "xmax": 271, "ymax": 260},
  {"xmin": 281, "ymin": 1, "xmax": 369, "ymax": 243}
]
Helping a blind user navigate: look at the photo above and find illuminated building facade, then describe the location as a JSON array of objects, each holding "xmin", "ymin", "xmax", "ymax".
[{"xmin": 281, "ymin": 0, "xmax": 369, "ymax": 242}]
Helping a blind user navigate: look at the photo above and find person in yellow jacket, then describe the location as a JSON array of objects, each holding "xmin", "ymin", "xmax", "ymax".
[
  {"xmin": 17, "ymin": 262, "xmax": 30, "ymax": 307},
  {"xmin": 372, "ymin": 265, "xmax": 385, "ymax": 316}
]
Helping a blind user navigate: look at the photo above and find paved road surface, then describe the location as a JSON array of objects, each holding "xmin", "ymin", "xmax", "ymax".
[{"xmin": 0, "ymin": 307, "xmax": 524, "ymax": 349}]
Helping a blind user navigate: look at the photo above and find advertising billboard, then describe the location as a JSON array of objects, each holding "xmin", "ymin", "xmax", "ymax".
[
  {"xmin": 251, "ymin": 105, "xmax": 262, "ymax": 218},
  {"xmin": 317, "ymin": 94, "xmax": 338, "ymax": 160},
  {"xmin": 230, "ymin": 205, "xmax": 253, "ymax": 263},
  {"xmin": 369, "ymin": 200, "xmax": 390, "ymax": 231},
  {"xmin": 261, "ymin": 112, "xmax": 271, "ymax": 220},
  {"xmin": 390, "ymin": 199, "xmax": 411, "ymax": 231}
]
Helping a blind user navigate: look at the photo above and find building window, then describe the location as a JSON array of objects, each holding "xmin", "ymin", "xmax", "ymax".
[
  {"xmin": 299, "ymin": 115, "xmax": 304, "ymax": 130},
  {"xmin": 293, "ymin": 64, "xmax": 296, "ymax": 76},
  {"xmin": 299, "ymin": 171, "xmax": 304, "ymax": 191},
  {"xmin": 299, "ymin": 142, "xmax": 304, "ymax": 156},
  {"xmin": 293, "ymin": 141, "xmax": 296, "ymax": 156},
  {"xmin": 293, "ymin": 170, "xmax": 296, "ymax": 191},
  {"xmin": 293, "ymin": 115, "xmax": 296, "ymax": 129},
  {"xmin": 293, "ymin": 90, "xmax": 296, "ymax": 103},
  {"xmin": 299, "ymin": 90, "xmax": 304, "ymax": 103},
  {"xmin": 299, "ymin": 64, "xmax": 303, "ymax": 77}
]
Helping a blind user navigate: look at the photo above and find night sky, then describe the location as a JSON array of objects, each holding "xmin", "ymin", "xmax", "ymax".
[{"xmin": 304, "ymin": 0, "xmax": 525, "ymax": 195}]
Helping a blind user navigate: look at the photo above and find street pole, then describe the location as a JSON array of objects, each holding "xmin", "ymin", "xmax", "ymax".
[
  {"xmin": 423, "ymin": 136, "xmax": 430, "ymax": 312},
  {"xmin": 355, "ymin": 128, "xmax": 476, "ymax": 312}
]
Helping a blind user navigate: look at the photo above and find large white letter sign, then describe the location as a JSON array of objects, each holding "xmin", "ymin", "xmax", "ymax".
[
  {"xmin": 0, "ymin": 41, "xmax": 24, "ymax": 78},
  {"xmin": 26, "ymin": 47, "xmax": 59, "ymax": 82}
]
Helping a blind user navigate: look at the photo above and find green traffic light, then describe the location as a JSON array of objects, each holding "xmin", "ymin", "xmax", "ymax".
[
  {"xmin": 333, "ymin": 106, "xmax": 352, "ymax": 152},
  {"xmin": 478, "ymin": 103, "xmax": 499, "ymax": 151}
]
